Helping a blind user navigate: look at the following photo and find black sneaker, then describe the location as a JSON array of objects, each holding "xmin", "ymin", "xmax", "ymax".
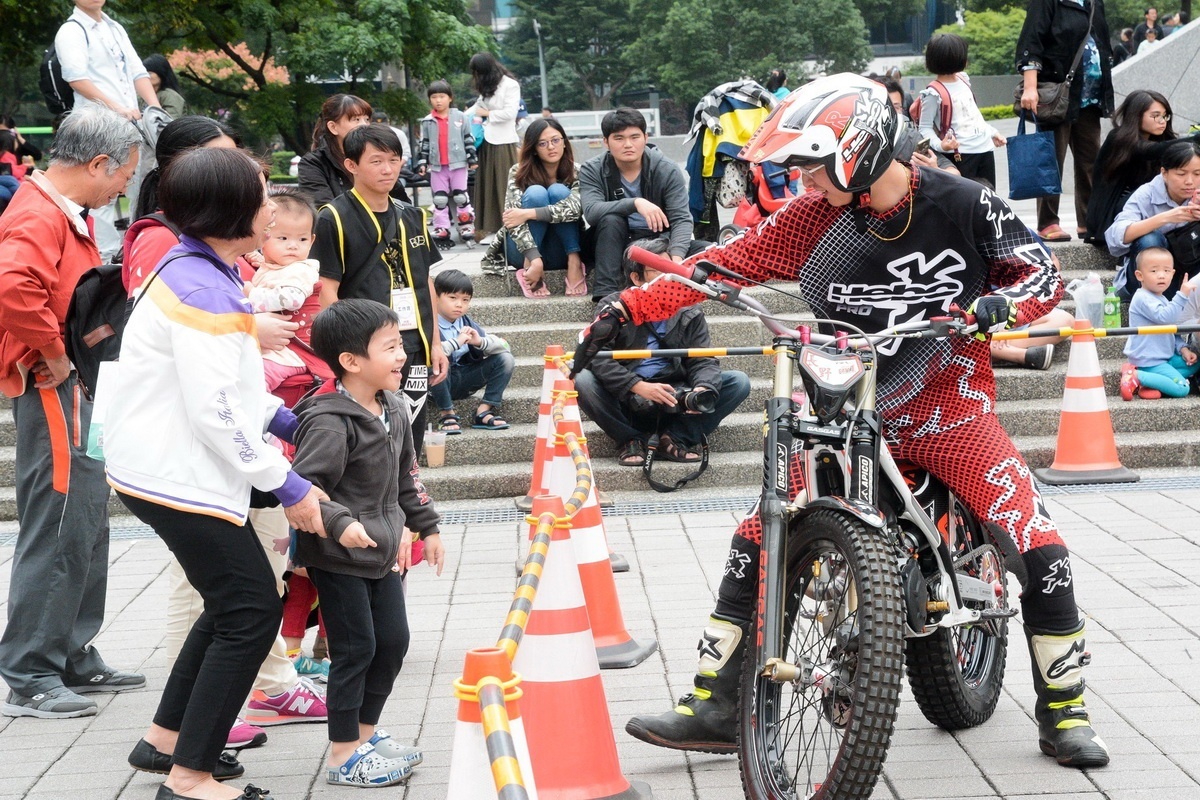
[
  {"xmin": 1023, "ymin": 344, "xmax": 1055, "ymax": 371},
  {"xmin": 65, "ymin": 668, "xmax": 146, "ymax": 694},
  {"xmin": 2, "ymin": 686, "xmax": 97, "ymax": 718}
]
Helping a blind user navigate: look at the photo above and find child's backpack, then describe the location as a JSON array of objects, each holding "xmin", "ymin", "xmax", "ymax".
[
  {"xmin": 40, "ymin": 20, "xmax": 87, "ymax": 116},
  {"xmin": 909, "ymin": 80, "xmax": 953, "ymax": 140}
]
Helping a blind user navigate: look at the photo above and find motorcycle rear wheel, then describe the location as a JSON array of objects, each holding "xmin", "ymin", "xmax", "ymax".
[
  {"xmin": 905, "ymin": 499, "xmax": 1009, "ymax": 730},
  {"xmin": 738, "ymin": 509, "xmax": 905, "ymax": 800}
]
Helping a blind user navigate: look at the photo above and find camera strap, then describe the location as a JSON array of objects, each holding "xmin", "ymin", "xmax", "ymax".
[{"xmin": 643, "ymin": 432, "xmax": 710, "ymax": 493}]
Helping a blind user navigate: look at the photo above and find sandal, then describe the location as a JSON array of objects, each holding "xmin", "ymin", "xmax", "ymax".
[
  {"xmin": 515, "ymin": 268, "xmax": 550, "ymax": 299},
  {"xmin": 1038, "ymin": 224, "xmax": 1071, "ymax": 243},
  {"xmin": 472, "ymin": 407, "xmax": 509, "ymax": 430},
  {"xmin": 437, "ymin": 413, "xmax": 463, "ymax": 435},
  {"xmin": 658, "ymin": 433, "xmax": 701, "ymax": 463},
  {"xmin": 565, "ymin": 266, "xmax": 588, "ymax": 297},
  {"xmin": 617, "ymin": 439, "xmax": 645, "ymax": 467}
]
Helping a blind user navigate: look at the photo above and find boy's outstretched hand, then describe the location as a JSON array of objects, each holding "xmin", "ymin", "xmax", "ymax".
[
  {"xmin": 422, "ymin": 533, "xmax": 446, "ymax": 576},
  {"xmin": 339, "ymin": 521, "xmax": 377, "ymax": 549}
]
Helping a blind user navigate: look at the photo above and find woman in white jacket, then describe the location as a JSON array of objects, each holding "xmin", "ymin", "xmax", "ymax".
[
  {"xmin": 105, "ymin": 147, "xmax": 325, "ymax": 800},
  {"xmin": 469, "ymin": 52, "xmax": 522, "ymax": 242}
]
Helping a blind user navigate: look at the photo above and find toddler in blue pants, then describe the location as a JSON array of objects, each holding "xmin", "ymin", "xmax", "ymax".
[{"xmin": 1120, "ymin": 246, "xmax": 1200, "ymax": 400}]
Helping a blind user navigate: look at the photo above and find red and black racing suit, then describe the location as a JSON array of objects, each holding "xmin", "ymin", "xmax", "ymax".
[{"xmin": 616, "ymin": 166, "xmax": 1079, "ymax": 632}]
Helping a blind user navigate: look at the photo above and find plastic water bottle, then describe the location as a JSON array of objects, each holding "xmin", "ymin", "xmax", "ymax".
[{"xmin": 1102, "ymin": 285, "xmax": 1121, "ymax": 330}]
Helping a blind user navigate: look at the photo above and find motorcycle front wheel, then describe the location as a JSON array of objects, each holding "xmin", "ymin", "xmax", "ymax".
[{"xmin": 738, "ymin": 509, "xmax": 904, "ymax": 800}]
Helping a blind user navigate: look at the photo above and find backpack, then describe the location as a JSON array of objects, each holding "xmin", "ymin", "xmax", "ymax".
[
  {"xmin": 40, "ymin": 20, "xmax": 87, "ymax": 116},
  {"xmin": 66, "ymin": 213, "xmax": 182, "ymax": 398},
  {"xmin": 909, "ymin": 80, "xmax": 953, "ymax": 140}
]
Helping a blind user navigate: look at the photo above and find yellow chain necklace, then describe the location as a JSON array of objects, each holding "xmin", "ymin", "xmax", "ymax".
[{"xmin": 869, "ymin": 169, "xmax": 914, "ymax": 242}]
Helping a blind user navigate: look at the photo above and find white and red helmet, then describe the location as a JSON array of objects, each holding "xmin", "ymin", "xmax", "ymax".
[{"xmin": 739, "ymin": 73, "xmax": 897, "ymax": 193}]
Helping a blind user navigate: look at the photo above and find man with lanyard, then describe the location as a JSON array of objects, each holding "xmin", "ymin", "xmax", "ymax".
[
  {"xmin": 314, "ymin": 124, "xmax": 447, "ymax": 453},
  {"xmin": 571, "ymin": 74, "xmax": 1109, "ymax": 769}
]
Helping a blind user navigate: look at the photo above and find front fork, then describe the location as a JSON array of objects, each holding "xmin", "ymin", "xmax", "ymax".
[{"xmin": 758, "ymin": 343, "xmax": 795, "ymax": 662}]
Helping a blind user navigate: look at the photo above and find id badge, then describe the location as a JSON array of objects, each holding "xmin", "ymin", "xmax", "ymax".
[{"xmin": 391, "ymin": 286, "xmax": 418, "ymax": 331}]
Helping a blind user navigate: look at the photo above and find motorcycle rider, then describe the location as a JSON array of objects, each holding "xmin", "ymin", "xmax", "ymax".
[{"xmin": 571, "ymin": 73, "xmax": 1109, "ymax": 769}]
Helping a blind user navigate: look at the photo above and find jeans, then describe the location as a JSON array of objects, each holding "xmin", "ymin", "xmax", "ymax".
[
  {"xmin": 429, "ymin": 351, "xmax": 515, "ymax": 413},
  {"xmin": 0, "ymin": 175, "xmax": 19, "ymax": 202},
  {"xmin": 1116, "ymin": 231, "xmax": 1176, "ymax": 301},
  {"xmin": 118, "ymin": 493, "xmax": 280, "ymax": 772},
  {"xmin": 505, "ymin": 183, "xmax": 581, "ymax": 270},
  {"xmin": 1137, "ymin": 354, "xmax": 1200, "ymax": 397},
  {"xmin": 583, "ymin": 218, "xmax": 711, "ymax": 300},
  {"xmin": 575, "ymin": 369, "xmax": 752, "ymax": 448}
]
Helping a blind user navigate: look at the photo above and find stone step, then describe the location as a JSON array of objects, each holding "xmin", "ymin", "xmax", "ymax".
[{"xmin": 417, "ymin": 427, "xmax": 1200, "ymax": 501}]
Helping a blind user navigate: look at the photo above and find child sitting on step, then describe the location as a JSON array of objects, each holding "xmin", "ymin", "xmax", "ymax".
[
  {"xmin": 1120, "ymin": 246, "xmax": 1200, "ymax": 400},
  {"xmin": 430, "ymin": 268, "xmax": 515, "ymax": 433}
]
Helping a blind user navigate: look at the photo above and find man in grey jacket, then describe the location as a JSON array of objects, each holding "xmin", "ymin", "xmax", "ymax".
[{"xmin": 580, "ymin": 108, "xmax": 705, "ymax": 301}]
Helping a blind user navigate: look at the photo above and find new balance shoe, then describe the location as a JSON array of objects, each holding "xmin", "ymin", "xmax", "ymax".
[
  {"xmin": 227, "ymin": 717, "xmax": 268, "ymax": 749},
  {"xmin": 327, "ymin": 742, "xmax": 412, "ymax": 787},
  {"xmin": 290, "ymin": 654, "xmax": 329, "ymax": 683},
  {"xmin": 367, "ymin": 729, "xmax": 422, "ymax": 767},
  {"xmin": 2, "ymin": 686, "xmax": 97, "ymax": 719},
  {"xmin": 245, "ymin": 677, "xmax": 327, "ymax": 726},
  {"xmin": 65, "ymin": 668, "xmax": 146, "ymax": 694}
]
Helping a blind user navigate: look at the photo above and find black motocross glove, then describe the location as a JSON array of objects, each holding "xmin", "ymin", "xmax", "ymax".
[
  {"xmin": 969, "ymin": 294, "xmax": 1017, "ymax": 338},
  {"xmin": 569, "ymin": 303, "xmax": 630, "ymax": 378}
]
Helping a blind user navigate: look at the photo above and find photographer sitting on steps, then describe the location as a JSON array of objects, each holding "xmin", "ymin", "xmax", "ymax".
[{"xmin": 574, "ymin": 239, "xmax": 751, "ymax": 468}]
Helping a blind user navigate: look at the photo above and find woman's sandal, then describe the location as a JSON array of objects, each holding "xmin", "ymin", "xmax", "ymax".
[
  {"xmin": 617, "ymin": 439, "xmax": 646, "ymax": 467},
  {"xmin": 437, "ymin": 413, "xmax": 463, "ymax": 435},
  {"xmin": 515, "ymin": 268, "xmax": 550, "ymax": 299},
  {"xmin": 155, "ymin": 784, "xmax": 270, "ymax": 800},
  {"xmin": 1038, "ymin": 224, "xmax": 1072, "ymax": 243},
  {"xmin": 472, "ymin": 408, "xmax": 510, "ymax": 430},
  {"xmin": 565, "ymin": 266, "xmax": 589, "ymax": 297},
  {"xmin": 658, "ymin": 433, "xmax": 702, "ymax": 463}
]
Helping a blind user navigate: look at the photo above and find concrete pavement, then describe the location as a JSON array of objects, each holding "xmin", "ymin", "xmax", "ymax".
[{"xmin": 3, "ymin": 479, "xmax": 1200, "ymax": 799}]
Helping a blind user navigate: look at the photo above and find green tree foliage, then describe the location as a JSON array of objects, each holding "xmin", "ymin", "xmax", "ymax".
[
  {"xmin": 510, "ymin": 0, "xmax": 640, "ymax": 110},
  {"xmin": 111, "ymin": 0, "xmax": 490, "ymax": 152},
  {"xmin": 934, "ymin": 8, "xmax": 1028, "ymax": 76},
  {"xmin": 0, "ymin": 0, "xmax": 73, "ymax": 116},
  {"xmin": 628, "ymin": 0, "xmax": 871, "ymax": 113}
]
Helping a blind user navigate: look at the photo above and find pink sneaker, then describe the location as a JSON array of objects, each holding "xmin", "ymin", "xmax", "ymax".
[
  {"xmin": 245, "ymin": 677, "xmax": 328, "ymax": 726},
  {"xmin": 226, "ymin": 717, "xmax": 267, "ymax": 749}
]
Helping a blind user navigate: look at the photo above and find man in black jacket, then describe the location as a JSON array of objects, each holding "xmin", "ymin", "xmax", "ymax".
[
  {"xmin": 580, "ymin": 108, "xmax": 707, "ymax": 301},
  {"xmin": 575, "ymin": 239, "xmax": 750, "ymax": 466}
]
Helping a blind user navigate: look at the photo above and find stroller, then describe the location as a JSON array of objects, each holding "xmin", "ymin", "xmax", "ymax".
[{"xmin": 685, "ymin": 79, "xmax": 780, "ymax": 241}]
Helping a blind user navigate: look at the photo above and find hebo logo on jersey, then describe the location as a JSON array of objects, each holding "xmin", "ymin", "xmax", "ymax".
[{"xmin": 826, "ymin": 249, "xmax": 967, "ymax": 355}]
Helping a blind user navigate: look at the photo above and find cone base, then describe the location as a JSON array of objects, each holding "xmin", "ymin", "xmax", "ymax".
[
  {"xmin": 515, "ymin": 494, "xmax": 535, "ymax": 512},
  {"xmin": 597, "ymin": 636, "xmax": 658, "ymax": 670},
  {"xmin": 609, "ymin": 552, "xmax": 630, "ymax": 573},
  {"xmin": 1034, "ymin": 465, "xmax": 1140, "ymax": 486}
]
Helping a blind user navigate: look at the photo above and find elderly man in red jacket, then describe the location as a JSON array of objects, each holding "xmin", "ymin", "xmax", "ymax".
[{"xmin": 0, "ymin": 105, "xmax": 145, "ymax": 719}]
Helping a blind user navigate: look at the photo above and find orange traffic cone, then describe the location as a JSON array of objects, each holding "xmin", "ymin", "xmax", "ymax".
[
  {"xmin": 517, "ymin": 346, "xmax": 568, "ymax": 512},
  {"xmin": 447, "ymin": 647, "xmax": 538, "ymax": 800},
  {"xmin": 514, "ymin": 496, "xmax": 651, "ymax": 800},
  {"xmin": 1034, "ymin": 318, "xmax": 1139, "ymax": 485},
  {"xmin": 546, "ymin": 417, "xmax": 657, "ymax": 669}
]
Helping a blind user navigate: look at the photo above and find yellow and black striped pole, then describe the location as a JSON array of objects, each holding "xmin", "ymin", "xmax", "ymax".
[{"xmin": 477, "ymin": 676, "xmax": 531, "ymax": 800}]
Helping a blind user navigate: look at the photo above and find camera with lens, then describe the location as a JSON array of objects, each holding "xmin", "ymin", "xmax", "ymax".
[{"xmin": 628, "ymin": 386, "xmax": 716, "ymax": 415}]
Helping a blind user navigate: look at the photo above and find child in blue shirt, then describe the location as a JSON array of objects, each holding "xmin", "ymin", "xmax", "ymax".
[
  {"xmin": 430, "ymin": 269, "xmax": 515, "ymax": 432},
  {"xmin": 1120, "ymin": 246, "xmax": 1199, "ymax": 400}
]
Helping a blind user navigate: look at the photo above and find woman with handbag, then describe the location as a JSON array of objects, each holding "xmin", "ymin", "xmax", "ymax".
[{"xmin": 1015, "ymin": 0, "xmax": 1114, "ymax": 242}]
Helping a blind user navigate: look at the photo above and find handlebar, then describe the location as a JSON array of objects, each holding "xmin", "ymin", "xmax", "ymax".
[{"xmin": 625, "ymin": 246, "xmax": 979, "ymax": 348}]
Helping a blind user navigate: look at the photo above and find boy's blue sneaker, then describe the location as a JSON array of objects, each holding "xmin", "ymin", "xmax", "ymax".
[
  {"xmin": 327, "ymin": 742, "xmax": 412, "ymax": 787},
  {"xmin": 367, "ymin": 729, "xmax": 423, "ymax": 767},
  {"xmin": 291, "ymin": 654, "xmax": 329, "ymax": 683}
]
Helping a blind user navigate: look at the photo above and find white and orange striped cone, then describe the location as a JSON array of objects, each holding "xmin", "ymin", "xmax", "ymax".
[
  {"xmin": 517, "ymin": 345, "xmax": 569, "ymax": 513},
  {"xmin": 1034, "ymin": 318, "xmax": 1139, "ymax": 485},
  {"xmin": 447, "ymin": 647, "xmax": 539, "ymax": 800},
  {"xmin": 546, "ymin": 417, "xmax": 657, "ymax": 669},
  {"xmin": 514, "ymin": 495, "xmax": 650, "ymax": 800},
  {"xmin": 520, "ymin": 379, "xmax": 628, "ymax": 574}
]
